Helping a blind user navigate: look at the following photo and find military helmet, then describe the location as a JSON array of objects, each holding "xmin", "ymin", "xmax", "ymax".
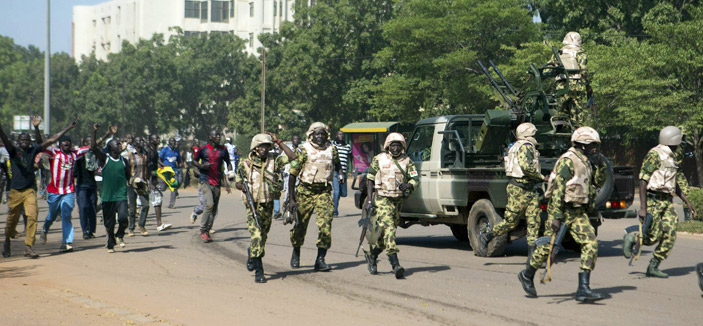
[
  {"xmin": 250, "ymin": 133, "xmax": 273, "ymax": 150},
  {"xmin": 563, "ymin": 31, "xmax": 582, "ymax": 47},
  {"xmin": 659, "ymin": 126, "xmax": 682, "ymax": 146},
  {"xmin": 571, "ymin": 126, "xmax": 600, "ymax": 144},
  {"xmin": 383, "ymin": 132, "xmax": 407, "ymax": 150},
  {"xmin": 306, "ymin": 122, "xmax": 329, "ymax": 139},
  {"xmin": 516, "ymin": 123, "xmax": 537, "ymax": 139}
]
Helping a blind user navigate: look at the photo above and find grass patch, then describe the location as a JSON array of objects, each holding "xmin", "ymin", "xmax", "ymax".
[{"xmin": 678, "ymin": 220, "xmax": 703, "ymax": 234}]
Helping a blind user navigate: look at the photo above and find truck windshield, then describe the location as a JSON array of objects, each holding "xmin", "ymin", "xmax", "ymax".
[{"xmin": 407, "ymin": 125, "xmax": 434, "ymax": 162}]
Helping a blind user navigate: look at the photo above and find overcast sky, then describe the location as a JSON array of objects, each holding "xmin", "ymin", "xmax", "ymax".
[{"xmin": 0, "ymin": 0, "xmax": 106, "ymax": 55}]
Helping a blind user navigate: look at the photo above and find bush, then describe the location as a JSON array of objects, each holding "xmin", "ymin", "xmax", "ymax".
[
  {"xmin": 678, "ymin": 221, "xmax": 703, "ymax": 234},
  {"xmin": 688, "ymin": 187, "xmax": 703, "ymax": 221}
]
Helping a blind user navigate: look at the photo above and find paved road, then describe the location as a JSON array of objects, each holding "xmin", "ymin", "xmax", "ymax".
[{"xmin": 0, "ymin": 187, "xmax": 701, "ymax": 325}]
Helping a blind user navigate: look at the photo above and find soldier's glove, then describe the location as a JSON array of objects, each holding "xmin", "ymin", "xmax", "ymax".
[
  {"xmin": 551, "ymin": 219, "xmax": 562, "ymax": 233},
  {"xmin": 398, "ymin": 183, "xmax": 413, "ymax": 192}
]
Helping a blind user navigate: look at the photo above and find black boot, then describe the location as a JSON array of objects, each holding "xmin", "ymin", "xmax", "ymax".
[
  {"xmin": 290, "ymin": 247, "xmax": 300, "ymax": 268},
  {"xmin": 254, "ymin": 258, "xmax": 266, "ymax": 283},
  {"xmin": 388, "ymin": 253, "xmax": 405, "ymax": 279},
  {"xmin": 364, "ymin": 248, "xmax": 382, "ymax": 275},
  {"xmin": 246, "ymin": 247, "xmax": 254, "ymax": 272},
  {"xmin": 2, "ymin": 237, "xmax": 10, "ymax": 258},
  {"xmin": 575, "ymin": 272, "xmax": 604, "ymax": 301},
  {"xmin": 526, "ymin": 245, "xmax": 535, "ymax": 265},
  {"xmin": 518, "ymin": 265, "xmax": 537, "ymax": 297},
  {"xmin": 480, "ymin": 231, "xmax": 494, "ymax": 248},
  {"xmin": 314, "ymin": 248, "xmax": 331, "ymax": 272}
]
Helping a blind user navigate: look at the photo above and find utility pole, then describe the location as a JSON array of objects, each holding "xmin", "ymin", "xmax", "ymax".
[
  {"xmin": 260, "ymin": 48, "xmax": 266, "ymax": 133},
  {"xmin": 44, "ymin": 0, "xmax": 51, "ymax": 133}
]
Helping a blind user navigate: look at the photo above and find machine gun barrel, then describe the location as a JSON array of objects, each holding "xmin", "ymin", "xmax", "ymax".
[
  {"xmin": 477, "ymin": 60, "xmax": 514, "ymax": 107},
  {"xmin": 489, "ymin": 60, "xmax": 518, "ymax": 97}
]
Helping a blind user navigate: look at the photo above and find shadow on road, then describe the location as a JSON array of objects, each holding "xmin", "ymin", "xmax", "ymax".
[
  {"xmin": 663, "ymin": 266, "xmax": 694, "ymax": 277},
  {"xmin": 541, "ymin": 285, "xmax": 637, "ymax": 304},
  {"xmin": 405, "ymin": 265, "xmax": 451, "ymax": 277},
  {"xmin": 397, "ymin": 235, "xmax": 471, "ymax": 250},
  {"xmin": 0, "ymin": 265, "xmax": 37, "ymax": 279},
  {"xmin": 121, "ymin": 245, "xmax": 174, "ymax": 253}
]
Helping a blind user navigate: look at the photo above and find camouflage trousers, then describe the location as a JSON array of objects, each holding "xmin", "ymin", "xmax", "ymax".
[
  {"xmin": 492, "ymin": 184, "xmax": 541, "ymax": 245},
  {"xmin": 642, "ymin": 195, "xmax": 677, "ymax": 261},
  {"xmin": 529, "ymin": 206, "xmax": 598, "ymax": 272},
  {"xmin": 290, "ymin": 183, "xmax": 333, "ymax": 249},
  {"xmin": 370, "ymin": 195, "xmax": 404, "ymax": 255},
  {"xmin": 247, "ymin": 201, "xmax": 273, "ymax": 258},
  {"xmin": 556, "ymin": 81, "xmax": 591, "ymax": 128}
]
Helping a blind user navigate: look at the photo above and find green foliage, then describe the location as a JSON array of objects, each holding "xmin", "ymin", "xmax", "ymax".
[
  {"xmin": 678, "ymin": 220, "xmax": 703, "ymax": 233},
  {"xmin": 688, "ymin": 187, "xmax": 703, "ymax": 221}
]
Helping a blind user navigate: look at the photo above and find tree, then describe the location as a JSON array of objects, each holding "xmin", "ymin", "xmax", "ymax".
[{"xmin": 371, "ymin": 0, "xmax": 540, "ymax": 122}]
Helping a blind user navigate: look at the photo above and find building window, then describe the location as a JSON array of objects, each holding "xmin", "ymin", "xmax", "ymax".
[
  {"xmin": 201, "ymin": 1, "xmax": 208, "ymax": 21},
  {"xmin": 211, "ymin": 0, "xmax": 229, "ymax": 23},
  {"xmin": 249, "ymin": 2, "xmax": 254, "ymax": 17},
  {"xmin": 279, "ymin": 1, "xmax": 283, "ymax": 16},
  {"xmin": 273, "ymin": 2, "xmax": 277, "ymax": 17},
  {"xmin": 230, "ymin": 0, "xmax": 234, "ymax": 17},
  {"xmin": 185, "ymin": 1, "xmax": 200, "ymax": 18},
  {"xmin": 249, "ymin": 33, "xmax": 254, "ymax": 47}
]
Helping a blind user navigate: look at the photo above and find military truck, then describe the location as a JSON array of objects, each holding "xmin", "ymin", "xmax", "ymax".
[{"xmin": 352, "ymin": 58, "xmax": 636, "ymax": 257}]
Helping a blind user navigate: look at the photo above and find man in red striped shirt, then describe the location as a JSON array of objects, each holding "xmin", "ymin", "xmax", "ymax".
[{"xmin": 41, "ymin": 133, "xmax": 90, "ymax": 253}]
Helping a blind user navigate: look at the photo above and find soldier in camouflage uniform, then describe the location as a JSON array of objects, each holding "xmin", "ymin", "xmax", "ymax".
[
  {"xmin": 481, "ymin": 123, "xmax": 545, "ymax": 260},
  {"xmin": 364, "ymin": 133, "xmax": 419, "ymax": 279},
  {"xmin": 554, "ymin": 32, "xmax": 592, "ymax": 128},
  {"xmin": 288, "ymin": 122, "xmax": 343, "ymax": 272},
  {"xmin": 235, "ymin": 133, "xmax": 296, "ymax": 283},
  {"xmin": 622, "ymin": 126, "xmax": 697, "ymax": 278},
  {"xmin": 518, "ymin": 127, "xmax": 606, "ymax": 301}
]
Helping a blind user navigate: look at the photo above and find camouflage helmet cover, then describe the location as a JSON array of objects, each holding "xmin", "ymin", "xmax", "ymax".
[
  {"xmin": 516, "ymin": 122, "xmax": 537, "ymax": 139},
  {"xmin": 384, "ymin": 132, "xmax": 406, "ymax": 150},
  {"xmin": 563, "ymin": 31, "xmax": 582, "ymax": 48},
  {"xmin": 306, "ymin": 122, "xmax": 329, "ymax": 140},
  {"xmin": 571, "ymin": 126, "xmax": 601, "ymax": 144},
  {"xmin": 659, "ymin": 126, "xmax": 682, "ymax": 146},
  {"xmin": 250, "ymin": 133, "xmax": 273, "ymax": 150}
]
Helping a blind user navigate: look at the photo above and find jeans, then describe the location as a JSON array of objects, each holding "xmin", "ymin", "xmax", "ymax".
[
  {"xmin": 332, "ymin": 171, "xmax": 347, "ymax": 216},
  {"xmin": 102, "ymin": 200, "xmax": 128, "ymax": 249},
  {"xmin": 127, "ymin": 187, "xmax": 149, "ymax": 230},
  {"xmin": 77, "ymin": 186, "xmax": 98, "ymax": 236},
  {"xmin": 273, "ymin": 199, "xmax": 280, "ymax": 215},
  {"xmin": 43, "ymin": 192, "xmax": 76, "ymax": 244}
]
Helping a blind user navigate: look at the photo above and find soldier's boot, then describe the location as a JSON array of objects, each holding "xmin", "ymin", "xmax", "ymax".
[
  {"xmin": 518, "ymin": 265, "xmax": 537, "ymax": 297},
  {"xmin": 646, "ymin": 257, "xmax": 668, "ymax": 278},
  {"xmin": 254, "ymin": 257, "xmax": 266, "ymax": 284},
  {"xmin": 622, "ymin": 232, "xmax": 637, "ymax": 259},
  {"xmin": 290, "ymin": 247, "xmax": 300, "ymax": 269},
  {"xmin": 24, "ymin": 245, "xmax": 39, "ymax": 259},
  {"xmin": 314, "ymin": 248, "xmax": 331, "ymax": 272},
  {"xmin": 2, "ymin": 237, "xmax": 10, "ymax": 258},
  {"xmin": 388, "ymin": 254, "xmax": 405, "ymax": 279},
  {"xmin": 364, "ymin": 248, "xmax": 382, "ymax": 275},
  {"xmin": 696, "ymin": 263, "xmax": 703, "ymax": 292},
  {"xmin": 246, "ymin": 247, "xmax": 254, "ymax": 272},
  {"xmin": 575, "ymin": 272, "xmax": 604, "ymax": 301},
  {"xmin": 526, "ymin": 245, "xmax": 535, "ymax": 265},
  {"xmin": 480, "ymin": 231, "xmax": 494, "ymax": 249}
]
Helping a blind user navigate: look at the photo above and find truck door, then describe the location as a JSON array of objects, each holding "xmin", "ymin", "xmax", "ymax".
[{"xmin": 403, "ymin": 124, "xmax": 442, "ymax": 214}]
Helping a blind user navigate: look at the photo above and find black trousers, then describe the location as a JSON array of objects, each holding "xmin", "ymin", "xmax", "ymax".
[{"xmin": 103, "ymin": 200, "xmax": 128, "ymax": 249}]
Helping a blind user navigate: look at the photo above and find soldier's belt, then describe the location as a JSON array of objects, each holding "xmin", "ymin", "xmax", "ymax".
[
  {"xmin": 509, "ymin": 179, "xmax": 537, "ymax": 190},
  {"xmin": 299, "ymin": 182, "xmax": 331, "ymax": 193},
  {"xmin": 646, "ymin": 191, "xmax": 672, "ymax": 200}
]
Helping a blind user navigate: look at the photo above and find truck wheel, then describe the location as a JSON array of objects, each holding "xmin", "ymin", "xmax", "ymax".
[
  {"xmin": 449, "ymin": 225, "xmax": 469, "ymax": 242},
  {"xmin": 467, "ymin": 199, "xmax": 507, "ymax": 257},
  {"xmin": 594, "ymin": 153, "xmax": 614, "ymax": 209}
]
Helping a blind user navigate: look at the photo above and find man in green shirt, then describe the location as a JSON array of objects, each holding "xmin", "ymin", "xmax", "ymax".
[{"xmin": 92, "ymin": 124, "xmax": 131, "ymax": 253}]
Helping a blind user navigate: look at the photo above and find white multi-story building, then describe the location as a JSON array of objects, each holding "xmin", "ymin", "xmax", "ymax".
[{"xmin": 73, "ymin": 0, "xmax": 297, "ymax": 61}]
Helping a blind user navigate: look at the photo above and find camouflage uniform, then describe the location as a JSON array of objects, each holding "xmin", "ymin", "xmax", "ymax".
[
  {"xmin": 554, "ymin": 48, "xmax": 592, "ymax": 128},
  {"xmin": 529, "ymin": 148, "xmax": 605, "ymax": 272},
  {"xmin": 288, "ymin": 145, "xmax": 340, "ymax": 249},
  {"xmin": 366, "ymin": 153, "xmax": 419, "ymax": 255},
  {"xmin": 235, "ymin": 154, "xmax": 288, "ymax": 258},
  {"xmin": 493, "ymin": 142, "xmax": 544, "ymax": 245},
  {"xmin": 639, "ymin": 149, "xmax": 685, "ymax": 261}
]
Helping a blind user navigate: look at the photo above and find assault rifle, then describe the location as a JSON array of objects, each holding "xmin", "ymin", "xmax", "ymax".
[
  {"xmin": 535, "ymin": 223, "xmax": 568, "ymax": 283},
  {"xmin": 624, "ymin": 213, "xmax": 653, "ymax": 266},
  {"xmin": 238, "ymin": 168, "xmax": 261, "ymax": 230},
  {"xmin": 355, "ymin": 195, "xmax": 377, "ymax": 257}
]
